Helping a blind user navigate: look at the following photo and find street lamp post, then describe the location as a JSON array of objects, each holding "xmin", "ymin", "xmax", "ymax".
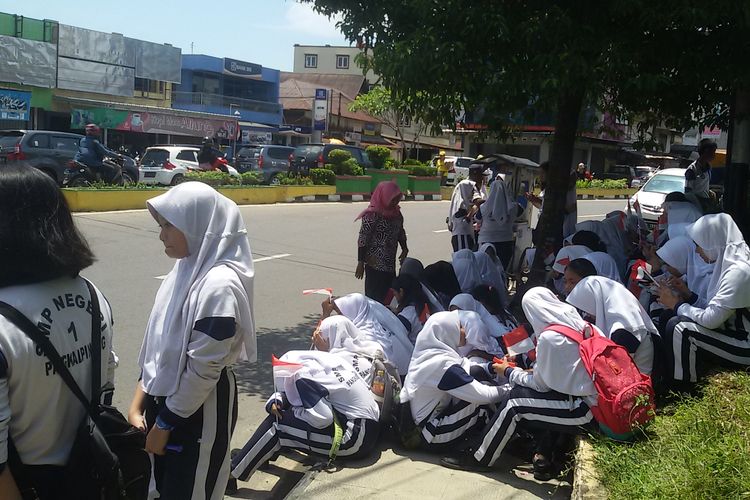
[{"xmin": 229, "ymin": 104, "xmax": 241, "ymax": 163}]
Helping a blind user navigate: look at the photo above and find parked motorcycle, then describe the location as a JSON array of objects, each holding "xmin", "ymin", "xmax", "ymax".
[{"xmin": 62, "ymin": 156, "xmax": 135, "ymax": 187}]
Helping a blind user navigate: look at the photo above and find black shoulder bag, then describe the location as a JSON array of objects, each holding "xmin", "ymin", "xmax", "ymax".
[{"xmin": 0, "ymin": 280, "xmax": 150, "ymax": 500}]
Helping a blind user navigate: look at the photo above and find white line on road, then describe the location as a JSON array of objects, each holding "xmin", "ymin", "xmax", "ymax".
[
  {"xmin": 155, "ymin": 253, "xmax": 292, "ymax": 279},
  {"xmin": 432, "ymin": 229, "xmax": 449, "ymax": 233}
]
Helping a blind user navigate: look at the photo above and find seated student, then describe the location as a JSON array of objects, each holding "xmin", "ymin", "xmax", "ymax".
[
  {"xmin": 477, "ymin": 243, "xmax": 509, "ymax": 286},
  {"xmin": 423, "ymin": 261, "xmax": 462, "ymax": 309},
  {"xmin": 442, "ymin": 288, "xmax": 597, "ymax": 478},
  {"xmin": 562, "ymin": 258, "xmax": 597, "ymax": 295},
  {"xmin": 471, "ymin": 285, "xmax": 519, "ymax": 330},
  {"xmin": 391, "ymin": 274, "xmax": 428, "ymax": 343},
  {"xmin": 657, "ymin": 214, "xmax": 750, "ymax": 385},
  {"xmin": 566, "ymin": 276, "xmax": 656, "ymax": 375},
  {"xmin": 400, "ymin": 312, "xmax": 510, "ymax": 451},
  {"xmin": 449, "ymin": 293, "xmax": 511, "ymax": 339},
  {"xmin": 583, "ymin": 251, "xmax": 624, "ymax": 283},
  {"xmin": 571, "ymin": 229, "xmax": 608, "ymax": 254},
  {"xmin": 456, "ymin": 310, "xmax": 505, "ymax": 362},
  {"xmin": 474, "ymin": 247, "xmax": 508, "ymax": 301},
  {"xmin": 453, "ymin": 249, "xmax": 482, "ymax": 293},
  {"xmin": 399, "ymin": 258, "xmax": 444, "ymax": 313},
  {"xmin": 324, "ymin": 293, "xmax": 413, "ymax": 376},
  {"xmin": 314, "ymin": 315, "xmax": 385, "ymax": 367},
  {"xmin": 655, "ymin": 235, "xmax": 714, "ymax": 309},
  {"xmin": 550, "ymin": 245, "xmax": 593, "ymax": 295},
  {"xmin": 231, "ymin": 350, "xmax": 380, "ymax": 482}
]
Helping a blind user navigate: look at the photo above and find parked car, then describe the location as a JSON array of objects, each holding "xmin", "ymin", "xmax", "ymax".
[
  {"xmin": 0, "ymin": 130, "xmax": 83, "ymax": 185},
  {"xmin": 428, "ymin": 155, "xmax": 476, "ymax": 185},
  {"xmin": 632, "ymin": 166, "xmax": 657, "ymax": 187},
  {"xmin": 138, "ymin": 146, "xmax": 240, "ymax": 185},
  {"xmin": 626, "ymin": 168, "xmax": 686, "ymax": 225},
  {"xmin": 235, "ymin": 144, "xmax": 295, "ymax": 184},
  {"xmin": 289, "ymin": 143, "xmax": 372, "ymax": 175},
  {"xmin": 600, "ymin": 164, "xmax": 637, "ymax": 187}
]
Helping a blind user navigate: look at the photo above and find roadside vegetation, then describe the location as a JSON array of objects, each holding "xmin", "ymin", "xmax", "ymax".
[{"xmin": 592, "ymin": 371, "xmax": 750, "ymax": 499}]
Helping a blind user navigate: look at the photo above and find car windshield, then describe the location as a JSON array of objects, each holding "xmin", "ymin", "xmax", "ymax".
[
  {"xmin": 0, "ymin": 132, "xmax": 23, "ymax": 149},
  {"xmin": 642, "ymin": 174, "xmax": 685, "ymax": 194},
  {"xmin": 455, "ymin": 158, "xmax": 473, "ymax": 168},
  {"xmin": 237, "ymin": 147, "xmax": 259, "ymax": 158},
  {"xmin": 295, "ymin": 145, "xmax": 323, "ymax": 158},
  {"xmin": 140, "ymin": 149, "xmax": 169, "ymax": 167}
]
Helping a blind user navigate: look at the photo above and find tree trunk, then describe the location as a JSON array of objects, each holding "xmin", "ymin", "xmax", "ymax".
[
  {"xmin": 526, "ymin": 86, "xmax": 585, "ymax": 286},
  {"xmin": 725, "ymin": 87, "xmax": 750, "ymax": 238}
]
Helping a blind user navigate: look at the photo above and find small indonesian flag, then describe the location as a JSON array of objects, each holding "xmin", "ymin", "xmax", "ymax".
[
  {"xmin": 502, "ymin": 325, "xmax": 535, "ymax": 356},
  {"xmin": 272, "ymin": 355, "xmax": 305, "ymax": 379},
  {"xmin": 302, "ymin": 288, "xmax": 333, "ymax": 299}
]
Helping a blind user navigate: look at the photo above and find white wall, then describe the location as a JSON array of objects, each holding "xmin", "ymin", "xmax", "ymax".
[{"xmin": 292, "ymin": 45, "xmax": 378, "ymax": 82}]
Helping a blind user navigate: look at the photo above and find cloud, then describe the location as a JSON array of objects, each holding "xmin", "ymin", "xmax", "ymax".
[{"xmin": 283, "ymin": 2, "xmax": 348, "ymax": 41}]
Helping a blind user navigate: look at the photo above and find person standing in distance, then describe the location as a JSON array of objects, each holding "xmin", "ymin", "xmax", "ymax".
[
  {"xmin": 448, "ymin": 164, "xmax": 486, "ymax": 251},
  {"xmin": 128, "ymin": 182, "xmax": 256, "ymax": 499},
  {"xmin": 0, "ymin": 165, "xmax": 117, "ymax": 499},
  {"xmin": 685, "ymin": 138, "xmax": 717, "ymax": 212},
  {"xmin": 437, "ymin": 150, "xmax": 448, "ymax": 186}
]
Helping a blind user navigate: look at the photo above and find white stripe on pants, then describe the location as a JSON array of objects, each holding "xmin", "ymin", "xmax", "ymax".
[
  {"xmin": 665, "ymin": 317, "xmax": 750, "ymax": 383},
  {"xmin": 421, "ymin": 398, "xmax": 487, "ymax": 447},
  {"xmin": 473, "ymin": 386, "xmax": 593, "ymax": 467}
]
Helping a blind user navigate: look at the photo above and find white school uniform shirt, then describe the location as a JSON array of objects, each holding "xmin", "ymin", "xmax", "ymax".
[
  {"xmin": 398, "ymin": 305, "xmax": 423, "ymax": 343},
  {"xmin": 0, "ymin": 277, "xmax": 116, "ymax": 466},
  {"xmin": 566, "ymin": 276, "xmax": 656, "ymax": 374},
  {"xmin": 448, "ymin": 180, "xmax": 478, "ymax": 237},
  {"xmin": 677, "ymin": 214, "xmax": 750, "ymax": 329},
  {"xmin": 139, "ymin": 182, "xmax": 256, "ymax": 423},
  {"xmin": 517, "ymin": 287, "xmax": 597, "ymax": 406},
  {"xmin": 401, "ymin": 312, "xmax": 507, "ymax": 424}
]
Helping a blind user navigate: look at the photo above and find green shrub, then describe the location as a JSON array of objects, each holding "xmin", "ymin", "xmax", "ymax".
[
  {"xmin": 278, "ymin": 173, "xmax": 313, "ymax": 186},
  {"xmin": 327, "ymin": 149, "xmax": 352, "ymax": 168},
  {"xmin": 240, "ymin": 172, "xmax": 263, "ymax": 185},
  {"xmin": 341, "ymin": 158, "xmax": 364, "ymax": 176},
  {"xmin": 402, "ymin": 158, "xmax": 424, "ymax": 166},
  {"xmin": 406, "ymin": 165, "xmax": 438, "ymax": 177},
  {"xmin": 576, "ymin": 178, "xmax": 628, "ymax": 189},
  {"xmin": 310, "ymin": 168, "xmax": 336, "ymax": 185},
  {"xmin": 384, "ymin": 158, "xmax": 399, "ymax": 170},
  {"xmin": 185, "ymin": 171, "xmax": 238, "ymax": 186},
  {"xmin": 365, "ymin": 145, "xmax": 391, "ymax": 169}
]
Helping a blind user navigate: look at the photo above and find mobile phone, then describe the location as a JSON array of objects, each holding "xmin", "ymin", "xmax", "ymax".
[{"xmin": 641, "ymin": 267, "xmax": 658, "ymax": 285}]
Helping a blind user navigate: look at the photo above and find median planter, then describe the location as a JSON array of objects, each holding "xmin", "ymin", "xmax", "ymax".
[
  {"xmin": 336, "ymin": 175, "xmax": 372, "ymax": 195},
  {"xmin": 408, "ymin": 175, "xmax": 441, "ymax": 195},
  {"xmin": 366, "ymin": 168, "xmax": 409, "ymax": 192}
]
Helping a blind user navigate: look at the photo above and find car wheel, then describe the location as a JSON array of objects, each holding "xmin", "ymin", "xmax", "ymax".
[
  {"xmin": 170, "ymin": 174, "xmax": 185, "ymax": 186},
  {"xmin": 269, "ymin": 175, "xmax": 281, "ymax": 186},
  {"xmin": 122, "ymin": 172, "xmax": 136, "ymax": 185}
]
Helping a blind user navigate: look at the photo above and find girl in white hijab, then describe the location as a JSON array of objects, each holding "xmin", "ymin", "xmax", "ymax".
[
  {"xmin": 448, "ymin": 179, "xmax": 481, "ymax": 251},
  {"xmin": 658, "ymin": 213, "xmax": 750, "ymax": 384},
  {"xmin": 474, "ymin": 249, "xmax": 507, "ymax": 301},
  {"xmin": 477, "ymin": 176, "xmax": 517, "ymax": 268},
  {"xmin": 656, "ymin": 235, "xmax": 714, "ymax": 308},
  {"xmin": 452, "ymin": 249, "xmax": 482, "ymax": 292},
  {"xmin": 129, "ymin": 182, "xmax": 255, "ymax": 500},
  {"xmin": 231, "ymin": 350, "xmax": 380, "ymax": 482},
  {"xmin": 583, "ymin": 251, "xmax": 624, "ymax": 283},
  {"xmin": 566, "ymin": 276, "xmax": 656, "ymax": 374},
  {"xmin": 331, "ymin": 293, "xmax": 413, "ymax": 375},
  {"xmin": 455, "ymin": 310, "xmax": 505, "ymax": 361},
  {"xmin": 401, "ymin": 312, "xmax": 509, "ymax": 451},
  {"xmin": 453, "ymin": 288, "xmax": 596, "ymax": 475},
  {"xmin": 449, "ymin": 293, "xmax": 511, "ymax": 339}
]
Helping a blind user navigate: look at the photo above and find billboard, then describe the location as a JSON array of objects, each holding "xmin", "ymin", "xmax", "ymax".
[
  {"xmin": 313, "ymin": 88, "xmax": 327, "ymax": 131},
  {"xmin": 71, "ymin": 108, "xmax": 237, "ymax": 138},
  {"xmin": 0, "ymin": 89, "xmax": 31, "ymax": 121}
]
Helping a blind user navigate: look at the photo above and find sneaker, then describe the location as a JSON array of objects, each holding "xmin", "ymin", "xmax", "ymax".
[
  {"xmin": 532, "ymin": 453, "xmax": 554, "ymax": 481},
  {"xmin": 440, "ymin": 453, "xmax": 491, "ymax": 472}
]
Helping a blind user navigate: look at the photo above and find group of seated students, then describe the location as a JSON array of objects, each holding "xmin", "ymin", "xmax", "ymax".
[{"xmin": 229, "ymin": 192, "xmax": 750, "ymax": 484}]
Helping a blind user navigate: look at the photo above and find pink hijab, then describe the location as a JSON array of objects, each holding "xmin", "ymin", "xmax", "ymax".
[{"xmin": 355, "ymin": 181, "xmax": 402, "ymax": 220}]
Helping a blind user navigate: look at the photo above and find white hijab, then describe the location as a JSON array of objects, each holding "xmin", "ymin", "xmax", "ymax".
[
  {"xmin": 334, "ymin": 293, "xmax": 413, "ymax": 375},
  {"xmin": 686, "ymin": 213, "xmax": 750, "ymax": 309},
  {"xmin": 449, "ymin": 180, "xmax": 476, "ymax": 218},
  {"xmin": 473, "ymin": 251, "xmax": 508, "ymax": 305},
  {"xmin": 481, "ymin": 176, "xmax": 515, "ymax": 223},
  {"xmin": 566, "ymin": 276, "xmax": 657, "ymax": 341},
  {"xmin": 456, "ymin": 310, "xmax": 504, "ymax": 356},
  {"xmin": 452, "ymin": 249, "xmax": 482, "ymax": 292},
  {"xmin": 401, "ymin": 311, "xmax": 463, "ymax": 402},
  {"xmin": 139, "ymin": 183, "xmax": 255, "ymax": 397},
  {"xmin": 318, "ymin": 315, "xmax": 385, "ymax": 359},
  {"xmin": 584, "ymin": 252, "xmax": 623, "ymax": 283},
  {"xmin": 520, "ymin": 287, "xmax": 596, "ymax": 397},
  {"xmin": 656, "ymin": 235, "xmax": 714, "ymax": 304},
  {"xmin": 665, "ymin": 201, "xmax": 703, "ymax": 225},
  {"xmin": 552, "ymin": 245, "xmax": 592, "ymax": 274},
  {"xmin": 449, "ymin": 293, "xmax": 510, "ymax": 338}
]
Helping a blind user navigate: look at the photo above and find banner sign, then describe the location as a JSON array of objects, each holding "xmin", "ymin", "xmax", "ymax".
[
  {"xmin": 0, "ymin": 89, "xmax": 31, "ymax": 121},
  {"xmin": 313, "ymin": 88, "xmax": 327, "ymax": 131},
  {"xmin": 71, "ymin": 108, "xmax": 237, "ymax": 138},
  {"xmin": 223, "ymin": 57, "xmax": 262, "ymax": 78}
]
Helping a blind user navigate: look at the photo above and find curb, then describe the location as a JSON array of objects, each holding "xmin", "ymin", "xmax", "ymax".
[
  {"xmin": 572, "ymin": 436, "xmax": 608, "ymax": 500},
  {"xmin": 283, "ymin": 193, "xmax": 443, "ymax": 203},
  {"xmin": 576, "ymin": 193, "xmax": 631, "ymax": 200}
]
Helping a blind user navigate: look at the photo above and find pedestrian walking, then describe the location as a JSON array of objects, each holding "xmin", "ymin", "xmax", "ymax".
[
  {"xmin": 448, "ymin": 165, "xmax": 486, "ymax": 251},
  {"xmin": 0, "ymin": 165, "xmax": 117, "ymax": 499},
  {"xmin": 128, "ymin": 182, "xmax": 256, "ymax": 500},
  {"xmin": 355, "ymin": 181, "xmax": 408, "ymax": 304}
]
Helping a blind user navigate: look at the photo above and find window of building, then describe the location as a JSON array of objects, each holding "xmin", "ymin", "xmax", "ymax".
[
  {"xmin": 336, "ymin": 54, "xmax": 350, "ymax": 69},
  {"xmin": 304, "ymin": 53, "xmax": 318, "ymax": 68},
  {"xmin": 135, "ymin": 78, "xmax": 164, "ymax": 94}
]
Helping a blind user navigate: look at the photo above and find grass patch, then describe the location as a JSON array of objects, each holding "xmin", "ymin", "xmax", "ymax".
[{"xmin": 591, "ymin": 371, "xmax": 750, "ymax": 499}]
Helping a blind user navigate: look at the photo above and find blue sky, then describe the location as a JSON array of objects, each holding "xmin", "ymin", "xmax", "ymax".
[{"xmin": 0, "ymin": 0, "xmax": 350, "ymax": 71}]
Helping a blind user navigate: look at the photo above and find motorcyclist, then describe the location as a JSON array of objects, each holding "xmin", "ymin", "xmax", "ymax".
[
  {"xmin": 74, "ymin": 124, "xmax": 120, "ymax": 182},
  {"xmin": 197, "ymin": 136, "xmax": 229, "ymax": 173}
]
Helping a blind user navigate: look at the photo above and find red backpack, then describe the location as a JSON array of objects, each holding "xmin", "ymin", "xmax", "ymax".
[{"xmin": 547, "ymin": 323, "xmax": 655, "ymax": 438}]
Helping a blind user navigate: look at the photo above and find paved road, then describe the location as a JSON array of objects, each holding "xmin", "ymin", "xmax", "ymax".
[{"xmin": 73, "ymin": 198, "xmax": 624, "ymax": 494}]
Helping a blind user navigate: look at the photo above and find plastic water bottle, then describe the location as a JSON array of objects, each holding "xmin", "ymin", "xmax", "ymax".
[{"xmin": 372, "ymin": 369, "xmax": 386, "ymax": 397}]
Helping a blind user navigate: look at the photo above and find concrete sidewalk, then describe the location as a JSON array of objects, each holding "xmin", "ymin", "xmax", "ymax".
[{"xmin": 230, "ymin": 440, "xmax": 571, "ymax": 500}]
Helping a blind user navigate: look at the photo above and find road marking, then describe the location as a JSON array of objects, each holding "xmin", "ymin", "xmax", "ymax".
[
  {"xmin": 433, "ymin": 229, "xmax": 449, "ymax": 233},
  {"xmin": 155, "ymin": 253, "xmax": 292, "ymax": 279}
]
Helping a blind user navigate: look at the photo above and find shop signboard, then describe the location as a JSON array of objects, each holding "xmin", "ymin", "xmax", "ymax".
[
  {"xmin": 223, "ymin": 58, "xmax": 262, "ymax": 78},
  {"xmin": 0, "ymin": 89, "xmax": 32, "ymax": 121},
  {"xmin": 71, "ymin": 108, "xmax": 237, "ymax": 138},
  {"xmin": 313, "ymin": 88, "xmax": 327, "ymax": 131}
]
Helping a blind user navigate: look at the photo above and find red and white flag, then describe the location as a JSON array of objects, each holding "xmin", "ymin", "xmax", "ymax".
[
  {"xmin": 502, "ymin": 325, "xmax": 535, "ymax": 356},
  {"xmin": 302, "ymin": 288, "xmax": 333, "ymax": 299},
  {"xmin": 272, "ymin": 355, "xmax": 305, "ymax": 380}
]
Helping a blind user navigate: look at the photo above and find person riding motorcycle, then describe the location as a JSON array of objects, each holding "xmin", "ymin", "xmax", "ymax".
[
  {"xmin": 74, "ymin": 124, "xmax": 120, "ymax": 182},
  {"xmin": 197, "ymin": 137, "xmax": 229, "ymax": 173}
]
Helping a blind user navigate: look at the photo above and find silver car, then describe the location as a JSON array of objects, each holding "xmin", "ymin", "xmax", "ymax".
[{"xmin": 626, "ymin": 168, "xmax": 686, "ymax": 225}]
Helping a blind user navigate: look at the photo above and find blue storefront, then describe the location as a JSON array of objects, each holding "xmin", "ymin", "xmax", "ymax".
[{"xmin": 172, "ymin": 55, "xmax": 282, "ymax": 144}]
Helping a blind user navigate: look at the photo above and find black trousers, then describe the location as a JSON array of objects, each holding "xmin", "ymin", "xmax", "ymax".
[
  {"xmin": 451, "ymin": 234, "xmax": 477, "ymax": 252},
  {"xmin": 365, "ymin": 266, "xmax": 396, "ymax": 304},
  {"xmin": 486, "ymin": 240, "xmax": 515, "ymax": 271}
]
